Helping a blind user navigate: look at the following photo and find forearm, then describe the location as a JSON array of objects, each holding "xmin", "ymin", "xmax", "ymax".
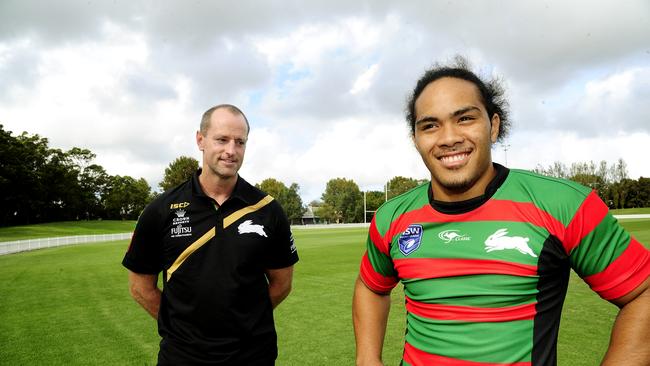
[
  {"xmin": 601, "ymin": 287, "xmax": 650, "ymax": 365},
  {"xmin": 267, "ymin": 266, "xmax": 294, "ymax": 309},
  {"xmin": 128, "ymin": 272, "xmax": 161, "ymax": 319},
  {"xmin": 131, "ymin": 286, "xmax": 162, "ymax": 319},
  {"xmin": 268, "ymin": 282, "xmax": 291, "ymax": 309},
  {"xmin": 353, "ymin": 276, "xmax": 391, "ymax": 366}
]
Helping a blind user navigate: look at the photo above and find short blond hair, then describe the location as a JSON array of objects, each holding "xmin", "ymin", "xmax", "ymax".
[{"xmin": 200, "ymin": 104, "xmax": 250, "ymax": 135}]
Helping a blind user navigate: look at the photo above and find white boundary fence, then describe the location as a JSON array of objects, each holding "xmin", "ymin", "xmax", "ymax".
[
  {"xmin": 0, "ymin": 233, "xmax": 132, "ymax": 256},
  {"xmin": 1, "ymin": 215, "xmax": 648, "ymax": 256}
]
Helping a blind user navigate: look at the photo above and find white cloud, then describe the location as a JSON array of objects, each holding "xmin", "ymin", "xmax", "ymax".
[
  {"xmin": 350, "ymin": 64, "xmax": 380, "ymax": 95},
  {"xmin": 1, "ymin": 0, "xmax": 649, "ymax": 203}
]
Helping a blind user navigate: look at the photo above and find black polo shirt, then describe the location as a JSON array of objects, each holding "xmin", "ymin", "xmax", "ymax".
[{"xmin": 122, "ymin": 170, "xmax": 298, "ymax": 365}]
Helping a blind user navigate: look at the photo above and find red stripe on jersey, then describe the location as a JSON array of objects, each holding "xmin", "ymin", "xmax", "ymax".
[
  {"xmin": 405, "ymin": 296, "xmax": 537, "ymax": 322},
  {"xmin": 369, "ymin": 216, "xmax": 389, "ymax": 255},
  {"xmin": 384, "ymin": 200, "xmax": 565, "ymax": 246},
  {"xmin": 359, "ymin": 253, "xmax": 398, "ymax": 293},
  {"xmin": 394, "ymin": 258, "xmax": 538, "ymax": 279},
  {"xmin": 403, "ymin": 342, "xmax": 531, "ymax": 366},
  {"xmin": 584, "ymin": 238, "xmax": 650, "ymax": 300},
  {"xmin": 562, "ymin": 190, "xmax": 609, "ymax": 255},
  {"xmin": 384, "ymin": 204, "xmax": 432, "ymax": 245}
]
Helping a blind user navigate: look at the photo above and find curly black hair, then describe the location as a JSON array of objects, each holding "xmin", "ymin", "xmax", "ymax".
[{"xmin": 405, "ymin": 56, "xmax": 510, "ymax": 142}]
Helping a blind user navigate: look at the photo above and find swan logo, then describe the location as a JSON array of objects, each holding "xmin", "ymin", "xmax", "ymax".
[{"xmin": 398, "ymin": 224, "xmax": 423, "ymax": 256}]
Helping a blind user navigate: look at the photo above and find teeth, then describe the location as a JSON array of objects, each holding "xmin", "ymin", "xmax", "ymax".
[{"xmin": 441, "ymin": 154, "xmax": 467, "ymax": 164}]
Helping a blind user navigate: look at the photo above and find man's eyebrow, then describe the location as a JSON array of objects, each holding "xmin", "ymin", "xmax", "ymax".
[
  {"xmin": 451, "ymin": 106, "xmax": 481, "ymax": 117},
  {"xmin": 415, "ymin": 106, "xmax": 481, "ymax": 125},
  {"xmin": 415, "ymin": 116, "xmax": 438, "ymax": 125}
]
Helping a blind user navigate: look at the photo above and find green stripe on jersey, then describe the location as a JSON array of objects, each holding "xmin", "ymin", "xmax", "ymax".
[
  {"xmin": 496, "ymin": 170, "xmax": 591, "ymax": 226},
  {"xmin": 406, "ymin": 313, "xmax": 532, "ymax": 363},
  {"xmin": 570, "ymin": 214, "xmax": 630, "ymax": 276},
  {"xmin": 373, "ymin": 183, "xmax": 430, "ymax": 235},
  {"xmin": 366, "ymin": 236, "xmax": 396, "ymax": 278},
  {"xmin": 391, "ymin": 221, "xmax": 548, "ymax": 265},
  {"xmin": 403, "ymin": 274, "xmax": 538, "ymax": 307}
]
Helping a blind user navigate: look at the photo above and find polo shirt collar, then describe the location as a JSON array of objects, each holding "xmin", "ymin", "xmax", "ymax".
[{"xmin": 191, "ymin": 169, "xmax": 256, "ymax": 205}]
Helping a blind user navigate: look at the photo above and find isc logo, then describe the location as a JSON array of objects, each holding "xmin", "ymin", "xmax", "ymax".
[{"xmin": 170, "ymin": 202, "xmax": 190, "ymax": 209}]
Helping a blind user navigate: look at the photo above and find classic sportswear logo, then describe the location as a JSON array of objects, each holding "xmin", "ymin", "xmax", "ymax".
[
  {"xmin": 484, "ymin": 228, "xmax": 537, "ymax": 257},
  {"xmin": 438, "ymin": 229, "xmax": 471, "ymax": 244},
  {"xmin": 398, "ymin": 224, "xmax": 423, "ymax": 256},
  {"xmin": 238, "ymin": 220, "xmax": 267, "ymax": 237}
]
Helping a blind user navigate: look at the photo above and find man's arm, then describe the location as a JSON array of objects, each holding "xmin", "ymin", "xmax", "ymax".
[
  {"xmin": 266, "ymin": 266, "xmax": 294, "ymax": 309},
  {"xmin": 353, "ymin": 276, "xmax": 391, "ymax": 366},
  {"xmin": 601, "ymin": 277, "xmax": 650, "ymax": 365},
  {"xmin": 128, "ymin": 270, "xmax": 161, "ymax": 319}
]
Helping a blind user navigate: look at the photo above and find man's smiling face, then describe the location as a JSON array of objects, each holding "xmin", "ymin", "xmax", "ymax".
[{"xmin": 413, "ymin": 77, "xmax": 500, "ymax": 201}]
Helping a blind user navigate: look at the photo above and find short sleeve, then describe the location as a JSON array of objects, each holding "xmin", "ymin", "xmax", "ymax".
[
  {"xmin": 359, "ymin": 215, "xmax": 399, "ymax": 293},
  {"xmin": 265, "ymin": 201, "xmax": 299, "ymax": 269},
  {"xmin": 566, "ymin": 191, "xmax": 650, "ymax": 300},
  {"xmin": 122, "ymin": 202, "xmax": 164, "ymax": 274}
]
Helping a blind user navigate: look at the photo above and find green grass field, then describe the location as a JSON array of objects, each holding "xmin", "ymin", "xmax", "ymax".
[
  {"xmin": 0, "ymin": 220, "xmax": 136, "ymax": 242},
  {"xmin": 0, "ymin": 221, "xmax": 648, "ymax": 365},
  {"xmin": 609, "ymin": 207, "xmax": 650, "ymax": 215}
]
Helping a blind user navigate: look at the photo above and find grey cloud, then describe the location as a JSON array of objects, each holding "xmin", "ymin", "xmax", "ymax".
[
  {"xmin": 0, "ymin": 0, "xmax": 141, "ymax": 42},
  {"xmin": 0, "ymin": 44, "xmax": 41, "ymax": 102}
]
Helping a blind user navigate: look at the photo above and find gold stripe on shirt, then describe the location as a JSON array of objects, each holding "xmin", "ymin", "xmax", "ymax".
[
  {"xmin": 166, "ymin": 227, "xmax": 215, "ymax": 280},
  {"xmin": 223, "ymin": 195, "xmax": 274, "ymax": 228}
]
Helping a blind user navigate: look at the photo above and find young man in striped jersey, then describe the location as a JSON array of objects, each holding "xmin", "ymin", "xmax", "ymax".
[{"xmin": 353, "ymin": 58, "xmax": 650, "ymax": 366}]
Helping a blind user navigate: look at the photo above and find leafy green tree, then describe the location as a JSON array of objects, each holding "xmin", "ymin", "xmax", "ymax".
[
  {"xmin": 364, "ymin": 191, "xmax": 385, "ymax": 212},
  {"xmin": 321, "ymin": 178, "xmax": 362, "ymax": 223},
  {"xmin": 79, "ymin": 164, "xmax": 111, "ymax": 219},
  {"xmin": 284, "ymin": 183, "xmax": 305, "ymax": 224},
  {"xmin": 159, "ymin": 156, "xmax": 199, "ymax": 191},
  {"xmin": 257, "ymin": 178, "xmax": 286, "ymax": 199},
  {"xmin": 256, "ymin": 178, "xmax": 304, "ymax": 224},
  {"xmin": 0, "ymin": 126, "xmax": 52, "ymax": 225},
  {"xmin": 104, "ymin": 176, "xmax": 152, "ymax": 220},
  {"xmin": 387, "ymin": 176, "xmax": 423, "ymax": 199}
]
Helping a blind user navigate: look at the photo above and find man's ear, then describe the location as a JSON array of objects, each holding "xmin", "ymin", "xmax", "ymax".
[
  {"xmin": 196, "ymin": 131, "xmax": 204, "ymax": 151},
  {"xmin": 490, "ymin": 114, "xmax": 501, "ymax": 143}
]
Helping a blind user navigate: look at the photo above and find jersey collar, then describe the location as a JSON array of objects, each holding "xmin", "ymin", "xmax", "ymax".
[
  {"xmin": 428, "ymin": 163, "xmax": 509, "ymax": 215},
  {"xmin": 191, "ymin": 169, "xmax": 257, "ymax": 205}
]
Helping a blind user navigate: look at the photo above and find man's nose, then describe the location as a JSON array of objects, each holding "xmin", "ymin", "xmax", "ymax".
[
  {"xmin": 224, "ymin": 140, "xmax": 237, "ymax": 154},
  {"xmin": 438, "ymin": 123, "xmax": 464, "ymax": 147}
]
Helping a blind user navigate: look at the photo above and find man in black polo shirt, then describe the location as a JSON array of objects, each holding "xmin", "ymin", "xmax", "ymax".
[{"xmin": 123, "ymin": 104, "xmax": 298, "ymax": 365}]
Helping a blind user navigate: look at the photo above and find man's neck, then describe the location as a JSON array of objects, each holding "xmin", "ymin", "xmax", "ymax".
[
  {"xmin": 198, "ymin": 171, "xmax": 237, "ymax": 206},
  {"xmin": 431, "ymin": 163, "xmax": 497, "ymax": 202}
]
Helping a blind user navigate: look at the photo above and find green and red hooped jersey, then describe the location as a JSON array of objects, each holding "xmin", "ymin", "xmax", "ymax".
[{"xmin": 360, "ymin": 168, "xmax": 650, "ymax": 366}]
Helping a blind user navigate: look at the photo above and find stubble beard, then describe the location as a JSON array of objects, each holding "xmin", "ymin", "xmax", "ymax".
[
  {"xmin": 207, "ymin": 160, "xmax": 239, "ymax": 181},
  {"xmin": 430, "ymin": 158, "xmax": 491, "ymax": 196}
]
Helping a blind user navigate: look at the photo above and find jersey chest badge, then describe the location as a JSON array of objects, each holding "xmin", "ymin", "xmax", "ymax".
[{"xmin": 398, "ymin": 224, "xmax": 423, "ymax": 256}]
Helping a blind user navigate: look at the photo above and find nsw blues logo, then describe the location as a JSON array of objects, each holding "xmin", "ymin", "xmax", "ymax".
[{"xmin": 398, "ymin": 224, "xmax": 423, "ymax": 256}]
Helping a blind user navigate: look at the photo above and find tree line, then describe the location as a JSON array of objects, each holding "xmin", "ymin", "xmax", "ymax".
[
  {"xmin": 532, "ymin": 159, "xmax": 650, "ymax": 209},
  {"xmin": 2, "ymin": 125, "xmax": 647, "ymax": 227},
  {"xmin": 1, "ymin": 125, "xmax": 154, "ymax": 226}
]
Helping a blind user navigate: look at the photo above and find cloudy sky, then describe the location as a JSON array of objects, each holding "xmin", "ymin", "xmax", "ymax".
[{"xmin": 1, "ymin": 0, "xmax": 648, "ymax": 202}]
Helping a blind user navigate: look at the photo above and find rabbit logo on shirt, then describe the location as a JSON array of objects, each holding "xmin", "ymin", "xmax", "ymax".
[{"xmin": 484, "ymin": 228, "xmax": 537, "ymax": 258}]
